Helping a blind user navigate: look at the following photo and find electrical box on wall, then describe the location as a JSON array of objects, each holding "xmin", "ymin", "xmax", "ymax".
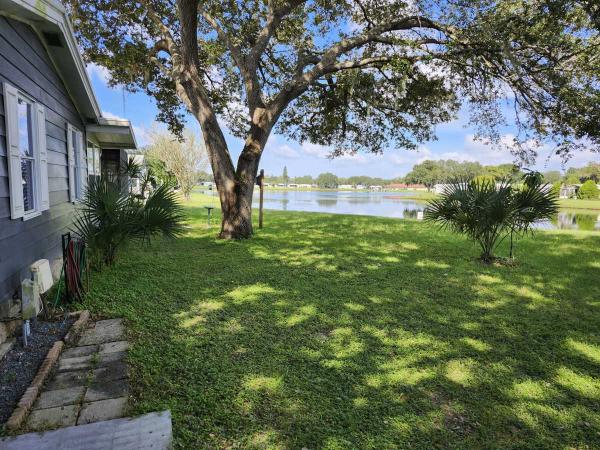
[{"xmin": 30, "ymin": 259, "xmax": 53, "ymax": 294}]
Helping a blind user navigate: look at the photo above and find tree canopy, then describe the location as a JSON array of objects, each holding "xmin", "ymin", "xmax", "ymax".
[
  {"xmin": 68, "ymin": 0, "xmax": 600, "ymax": 157},
  {"xmin": 65, "ymin": 0, "xmax": 600, "ymax": 237},
  {"xmin": 316, "ymin": 172, "xmax": 339, "ymax": 188},
  {"xmin": 565, "ymin": 162, "xmax": 600, "ymax": 183},
  {"xmin": 577, "ymin": 179, "xmax": 600, "ymax": 199},
  {"xmin": 145, "ymin": 128, "xmax": 209, "ymax": 199},
  {"xmin": 404, "ymin": 159, "xmax": 522, "ymax": 187}
]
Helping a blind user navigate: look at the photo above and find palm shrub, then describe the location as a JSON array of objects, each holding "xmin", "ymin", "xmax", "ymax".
[
  {"xmin": 72, "ymin": 178, "xmax": 185, "ymax": 267},
  {"xmin": 425, "ymin": 173, "xmax": 558, "ymax": 262}
]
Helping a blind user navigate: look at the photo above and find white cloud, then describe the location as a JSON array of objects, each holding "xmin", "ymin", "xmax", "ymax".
[
  {"xmin": 272, "ymin": 144, "xmax": 300, "ymax": 159},
  {"xmin": 86, "ymin": 63, "xmax": 111, "ymax": 84},
  {"xmin": 337, "ymin": 153, "xmax": 369, "ymax": 164},
  {"xmin": 132, "ymin": 125, "xmax": 151, "ymax": 146},
  {"xmin": 297, "ymin": 142, "xmax": 371, "ymax": 164},
  {"xmin": 101, "ymin": 110, "xmax": 126, "ymax": 121},
  {"xmin": 388, "ymin": 145, "xmax": 431, "ymax": 165},
  {"xmin": 463, "ymin": 134, "xmax": 532, "ymax": 166},
  {"xmin": 301, "ymin": 142, "xmax": 330, "ymax": 158},
  {"xmin": 537, "ymin": 147, "xmax": 599, "ymax": 172}
]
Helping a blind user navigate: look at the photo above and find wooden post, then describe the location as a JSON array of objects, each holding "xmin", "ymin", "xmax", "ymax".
[{"xmin": 257, "ymin": 169, "xmax": 264, "ymax": 229}]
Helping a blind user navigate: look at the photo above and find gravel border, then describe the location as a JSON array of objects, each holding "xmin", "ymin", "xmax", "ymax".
[{"xmin": 1, "ymin": 311, "xmax": 90, "ymax": 431}]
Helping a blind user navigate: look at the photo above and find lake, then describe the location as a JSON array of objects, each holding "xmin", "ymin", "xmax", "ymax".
[{"xmin": 200, "ymin": 189, "xmax": 600, "ymax": 231}]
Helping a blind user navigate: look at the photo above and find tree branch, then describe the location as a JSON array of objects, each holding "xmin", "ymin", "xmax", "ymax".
[
  {"xmin": 250, "ymin": 0, "xmax": 308, "ymax": 62},
  {"xmin": 269, "ymin": 15, "xmax": 448, "ymax": 118},
  {"xmin": 320, "ymin": 56, "xmax": 415, "ymax": 75},
  {"xmin": 197, "ymin": 4, "xmax": 267, "ymax": 114}
]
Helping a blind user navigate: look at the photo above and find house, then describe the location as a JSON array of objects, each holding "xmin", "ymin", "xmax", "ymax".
[
  {"xmin": 369, "ymin": 185, "xmax": 383, "ymax": 191},
  {"xmin": 0, "ymin": 0, "xmax": 137, "ymax": 305},
  {"xmin": 297, "ymin": 183, "xmax": 312, "ymax": 189},
  {"xmin": 339, "ymin": 184, "xmax": 353, "ymax": 189},
  {"xmin": 386, "ymin": 183, "xmax": 427, "ymax": 191},
  {"xmin": 559, "ymin": 184, "xmax": 579, "ymax": 199},
  {"xmin": 288, "ymin": 183, "xmax": 298, "ymax": 188}
]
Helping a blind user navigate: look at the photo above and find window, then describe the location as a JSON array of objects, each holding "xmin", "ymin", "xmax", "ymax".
[
  {"xmin": 86, "ymin": 141, "xmax": 101, "ymax": 177},
  {"xmin": 67, "ymin": 124, "xmax": 86, "ymax": 201},
  {"xmin": 18, "ymin": 98, "xmax": 35, "ymax": 213},
  {"xmin": 3, "ymin": 82, "xmax": 49, "ymax": 220}
]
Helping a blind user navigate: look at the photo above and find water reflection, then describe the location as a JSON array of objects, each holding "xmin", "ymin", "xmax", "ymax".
[
  {"xmin": 547, "ymin": 212, "xmax": 600, "ymax": 231},
  {"xmin": 199, "ymin": 190, "xmax": 599, "ymax": 231},
  {"xmin": 402, "ymin": 208, "xmax": 420, "ymax": 219},
  {"xmin": 316, "ymin": 198, "xmax": 338, "ymax": 207}
]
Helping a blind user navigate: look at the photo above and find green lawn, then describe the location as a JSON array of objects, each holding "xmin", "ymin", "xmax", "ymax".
[
  {"xmin": 559, "ymin": 198, "xmax": 600, "ymax": 211},
  {"xmin": 78, "ymin": 192, "xmax": 600, "ymax": 449}
]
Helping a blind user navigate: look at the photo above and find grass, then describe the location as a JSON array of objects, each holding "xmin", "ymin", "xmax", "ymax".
[
  {"xmin": 77, "ymin": 192, "xmax": 600, "ymax": 449},
  {"xmin": 382, "ymin": 190, "xmax": 438, "ymax": 201},
  {"xmin": 558, "ymin": 198, "xmax": 600, "ymax": 211}
]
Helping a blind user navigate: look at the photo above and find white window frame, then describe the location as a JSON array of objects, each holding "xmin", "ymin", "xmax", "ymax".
[
  {"xmin": 3, "ymin": 82, "xmax": 49, "ymax": 221},
  {"xmin": 86, "ymin": 141, "xmax": 101, "ymax": 177},
  {"xmin": 67, "ymin": 124, "xmax": 86, "ymax": 202}
]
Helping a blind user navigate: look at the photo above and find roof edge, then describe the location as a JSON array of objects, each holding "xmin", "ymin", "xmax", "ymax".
[{"xmin": 1, "ymin": 0, "xmax": 102, "ymax": 119}]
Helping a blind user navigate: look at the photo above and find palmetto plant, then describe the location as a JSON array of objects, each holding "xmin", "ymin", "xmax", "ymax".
[
  {"xmin": 425, "ymin": 173, "xmax": 558, "ymax": 262},
  {"xmin": 72, "ymin": 178, "xmax": 185, "ymax": 267}
]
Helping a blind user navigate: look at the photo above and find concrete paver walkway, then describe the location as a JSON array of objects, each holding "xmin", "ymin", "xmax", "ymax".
[
  {"xmin": 0, "ymin": 411, "xmax": 172, "ymax": 449},
  {"xmin": 26, "ymin": 319, "xmax": 129, "ymax": 431},
  {"xmin": 1, "ymin": 318, "xmax": 173, "ymax": 449}
]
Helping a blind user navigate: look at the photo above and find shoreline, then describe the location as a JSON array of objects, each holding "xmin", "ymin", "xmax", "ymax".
[{"xmin": 196, "ymin": 188, "xmax": 600, "ymax": 212}]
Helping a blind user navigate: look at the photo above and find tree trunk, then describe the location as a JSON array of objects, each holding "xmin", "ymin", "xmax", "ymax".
[
  {"xmin": 218, "ymin": 175, "xmax": 255, "ymax": 239},
  {"xmin": 200, "ymin": 116, "xmax": 267, "ymax": 239},
  {"xmin": 176, "ymin": 57, "xmax": 281, "ymax": 239}
]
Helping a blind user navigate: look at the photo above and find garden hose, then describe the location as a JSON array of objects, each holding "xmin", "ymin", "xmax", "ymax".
[{"xmin": 54, "ymin": 234, "xmax": 88, "ymax": 306}]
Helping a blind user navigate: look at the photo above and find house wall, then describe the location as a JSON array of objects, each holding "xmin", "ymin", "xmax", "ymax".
[{"xmin": 0, "ymin": 16, "xmax": 86, "ymax": 303}]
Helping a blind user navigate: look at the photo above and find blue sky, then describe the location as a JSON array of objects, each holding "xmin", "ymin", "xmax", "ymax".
[{"xmin": 87, "ymin": 64, "xmax": 598, "ymax": 179}]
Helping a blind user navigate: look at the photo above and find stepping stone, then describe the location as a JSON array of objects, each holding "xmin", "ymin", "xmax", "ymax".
[
  {"xmin": 79, "ymin": 324, "xmax": 125, "ymax": 345},
  {"xmin": 98, "ymin": 351, "xmax": 126, "ymax": 366},
  {"xmin": 57, "ymin": 355, "xmax": 94, "ymax": 372},
  {"xmin": 99, "ymin": 340, "xmax": 129, "ymax": 354},
  {"xmin": 61, "ymin": 345, "xmax": 98, "ymax": 359},
  {"xmin": 45, "ymin": 369, "xmax": 89, "ymax": 390},
  {"xmin": 85, "ymin": 379, "xmax": 129, "ymax": 402},
  {"xmin": 77, "ymin": 397, "xmax": 127, "ymax": 425},
  {"xmin": 26, "ymin": 404, "xmax": 79, "ymax": 430},
  {"xmin": 92, "ymin": 362, "xmax": 128, "ymax": 383},
  {"xmin": 95, "ymin": 319, "xmax": 124, "ymax": 329},
  {"xmin": 35, "ymin": 387, "xmax": 85, "ymax": 410},
  {"xmin": 0, "ymin": 411, "xmax": 172, "ymax": 450}
]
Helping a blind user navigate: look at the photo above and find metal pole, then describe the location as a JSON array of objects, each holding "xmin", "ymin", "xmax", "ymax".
[{"xmin": 259, "ymin": 169, "xmax": 264, "ymax": 229}]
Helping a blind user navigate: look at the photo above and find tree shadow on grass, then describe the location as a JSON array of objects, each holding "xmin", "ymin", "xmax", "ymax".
[{"xmin": 82, "ymin": 210, "xmax": 600, "ymax": 449}]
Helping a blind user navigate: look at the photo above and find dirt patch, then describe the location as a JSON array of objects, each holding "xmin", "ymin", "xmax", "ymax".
[
  {"xmin": 0, "ymin": 317, "xmax": 74, "ymax": 425},
  {"xmin": 429, "ymin": 391, "xmax": 477, "ymax": 436}
]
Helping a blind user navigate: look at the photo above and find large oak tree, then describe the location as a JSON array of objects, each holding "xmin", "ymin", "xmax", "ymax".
[{"xmin": 66, "ymin": 0, "xmax": 600, "ymax": 238}]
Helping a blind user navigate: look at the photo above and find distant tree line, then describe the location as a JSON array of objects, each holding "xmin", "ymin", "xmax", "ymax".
[
  {"xmin": 261, "ymin": 173, "xmax": 399, "ymax": 188},
  {"xmin": 404, "ymin": 161, "xmax": 523, "ymax": 189},
  {"xmin": 198, "ymin": 161, "xmax": 600, "ymax": 193},
  {"xmin": 405, "ymin": 161, "xmax": 600, "ymax": 191}
]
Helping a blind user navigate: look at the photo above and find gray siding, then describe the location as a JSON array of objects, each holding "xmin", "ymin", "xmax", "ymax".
[{"xmin": 0, "ymin": 16, "xmax": 87, "ymax": 302}]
